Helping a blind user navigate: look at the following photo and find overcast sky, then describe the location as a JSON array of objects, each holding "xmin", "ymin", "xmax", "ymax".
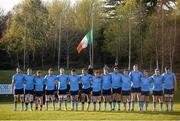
[{"xmin": 0, "ymin": 0, "xmax": 76, "ymax": 14}]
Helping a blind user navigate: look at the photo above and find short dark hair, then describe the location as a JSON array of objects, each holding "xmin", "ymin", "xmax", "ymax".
[
  {"xmin": 165, "ymin": 66, "xmax": 169, "ymax": 70},
  {"xmin": 71, "ymin": 68, "xmax": 76, "ymax": 72},
  {"xmin": 134, "ymin": 64, "xmax": 138, "ymax": 67},
  {"xmin": 124, "ymin": 68, "xmax": 129, "ymax": 72},
  {"xmin": 114, "ymin": 66, "xmax": 119, "ymax": 70},
  {"xmin": 82, "ymin": 68, "xmax": 87, "ymax": 71},
  {"xmin": 36, "ymin": 70, "xmax": 41, "ymax": 74},
  {"xmin": 48, "ymin": 68, "xmax": 53, "ymax": 71}
]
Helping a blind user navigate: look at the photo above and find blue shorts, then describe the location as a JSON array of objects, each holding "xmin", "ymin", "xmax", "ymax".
[
  {"xmin": 112, "ymin": 88, "xmax": 121, "ymax": 94},
  {"xmin": 92, "ymin": 91, "xmax": 101, "ymax": 96},
  {"xmin": 164, "ymin": 89, "xmax": 174, "ymax": 95},
  {"xmin": 59, "ymin": 89, "xmax": 68, "ymax": 95},
  {"xmin": 122, "ymin": 90, "xmax": 130, "ymax": 96},
  {"xmin": 81, "ymin": 88, "xmax": 92, "ymax": 95},
  {"xmin": 25, "ymin": 89, "xmax": 34, "ymax": 95},
  {"xmin": 153, "ymin": 91, "xmax": 163, "ymax": 96},
  {"xmin": 70, "ymin": 91, "xmax": 79, "ymax": 96},
  {"xmin": 103, "ymin": 89, "xmax": 111, "ymax": 96},
  {"xmin": 14, "ymin": 89, "xmax": 24, "ymax": 95},
  {"xmin": 46, "ymin": 90, "xmax": 55, "ymax": 95},
  {"xmin": 131, "ymin": 87, "xmax": 141, "ymax": 93},
  {"xmin": 35, "ymin": 91, "xmax": 43, "ymax": 97},
  {"xmin": 141, "ymin": 91, "xmax": 150, "ymax": 96}
]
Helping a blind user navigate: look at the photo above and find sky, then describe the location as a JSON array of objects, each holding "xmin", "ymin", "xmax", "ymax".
[{"xmin": 0, "ymin": 0, "xmax": 76, "ymax": 14}]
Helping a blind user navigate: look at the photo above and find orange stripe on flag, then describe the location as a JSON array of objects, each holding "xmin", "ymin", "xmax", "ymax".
[{"xmin": 77, "ymin": 42, "xmax": 83, "ymax": 54}]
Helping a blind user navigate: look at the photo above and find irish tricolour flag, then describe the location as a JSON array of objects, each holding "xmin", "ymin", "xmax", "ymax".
[{"xmin": 77, "ymin": 30, "xmax": 93, "ymax": 54}]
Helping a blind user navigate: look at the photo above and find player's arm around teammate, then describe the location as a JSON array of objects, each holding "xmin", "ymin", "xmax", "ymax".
[
  {"xmin": 12, "ymin": 67, "xmax": 25, "ymax": 111},
  {"xmin": 111, "ymin": 66, "xmax": 122, "ymax": 111},
  {"xmin": 80, "ymin": 68, "xmax": 92, "ymax": 111},
  {"xmin": 24, "ymin": 68, "xmax": 35, "ymax": 111},
  {"xmin": 121, "ymin": 69, "xmax": 131, "ymax": 112},
  {"xmin": 92, "ymin": 70, "xmax": 102, "ymax": 111},
  {"xmin": 34, "ymin": 70, "xmax": 44, "ymax": 111},
  {"xmin": 129, "ymin": 64, "xmax": 143, "ymax": 111},
  {"xmin": 163, "ymin": 66, "xmax": 177, "ymax": 112},
  {"xmin": 140, "ymin": 70, "xmax": 152, "ymax": 112},
  {"xmin": 44, "ymin": 68, "xmax": 57, "ymax": 111},
  {"xmin": 102, "ymin": 67, "xmax": 113, "ymax": 111},
  {"xmin": 69, "ymin": 69, "xmax": 80, "ymax": 111},
  {"xmin": 57, "ymin": 68, "xmax": 68, "ymax": 111},
  {"xmin": 151, "ymin": 69, "xmax": 164, "ymax": 112}
]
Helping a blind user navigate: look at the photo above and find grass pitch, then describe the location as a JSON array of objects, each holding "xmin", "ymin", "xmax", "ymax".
[
  {"xmin": 0, "ymin": 70, "xmax": 180, "ymax": 120},
  {"xmin": 0, "ymin": 102, "xmax": 180, "ymax": 120}
]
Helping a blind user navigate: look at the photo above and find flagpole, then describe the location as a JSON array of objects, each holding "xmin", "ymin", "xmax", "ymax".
[{"xmin": 91, "ymin": 3, "xmax": 94, "ymax": 68}]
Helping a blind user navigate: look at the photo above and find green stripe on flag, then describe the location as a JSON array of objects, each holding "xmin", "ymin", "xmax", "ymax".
[{"xmin": 87, "ymin": 30, "xmax": 93, "ymax": 44}]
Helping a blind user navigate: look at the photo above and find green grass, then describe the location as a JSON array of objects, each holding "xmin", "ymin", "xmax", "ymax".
[
  {"xmin": 0, "ymin": 70, "xmax": 180, "ymax": 120},
  {"xmin": 0, "ymin": 102, "xmax": 180, "ymax": 120}
]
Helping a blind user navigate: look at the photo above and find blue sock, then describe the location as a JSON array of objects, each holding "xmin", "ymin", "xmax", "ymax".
[
  {"xmin": 113, "ymin": 101, "xmax": 116, "ymax": 109},
  {"xmin": 72, "ymin": 101, "xmax": 74, "ymax": 110},
  {"xmin": 160, "ymin": 102, "xmax": 163, "ymax": 111},
  {"xmin": 141, "ymin": 101, "xmax": 144, "ymax": 110},
  {"xmin": 98, "ymin": 102, "xmax": 101, "ymax": 111},
  {"xmin": 46, "ymin": 101, "xmax": 48, "ymax": 110},
  {"xmin": 123, "ymin": 102, "xmax": 126, "ymax": 110},
  {"xmin": 25, "ymin": 103, "xmax": 28, "ymax": 110},
  {"xmin": 153, "ymin": 102, "xmax": 156, "ymax": 110},
  {"xmin": 87, "ymin": 102, "xmax": 90, "ymax": 111},
  {"xmin": 131, "ymin": 101, "xmax": 134, "ymax": 110},
  {"xmin": 109, "ymin": 102, "xmax": 112, "ymax": 110},
  {"xmin": 128, "ymin": 102, "xmax": 131, "ymax": 111},
  {"xmin": 30, "ymin": 101, "xmax": 33, "ymax": 110},
  {"xmin": 104, "ymin": 102, "xmax": 107, "ymax": 110},
  {"xmin": 59, "ymin": 100, "xmax": 62, "ymax": 110},
  {"xmin": 118, "ymin": 101, "xmax": 121, "ymax": 110},
  {"xmin": 93, "ymin": 102, "xmax": 96, "ymax": 111},
  {"xmin": 64, "ymin": 100, "xmax": 67, "ymax": 110},
  {"xmin": 53, "ymin": 100, "xmax": 56, "ymax": 110},
  {"xmin": 82, "ymin": 102, "xmax": 84, "ymax": 110},
  {"xmin": 76, "ymin": 101, "xmax": 78, "ymax": 110},
  {"xmin": 146, "ymin": 101, "xmax": 149, "ymax": 111},
  {"xmin": 166, "ymin": 101, "xmax": 168, "ymax": 111},
  {"xmin": 170, "ymin": 101, "xmax": 173, "ymax": 111},
  {"xmin": 138, "ymin": 101, "xmax": 141, "ymax": 110},
  {"xmin": 22, "ymin": 102, "xmax": 24, "ymax": 111}
]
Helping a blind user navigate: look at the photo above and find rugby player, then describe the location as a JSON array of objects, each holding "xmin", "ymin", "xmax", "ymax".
[
  {"xmin": 92, "ymin": 70, "xmax": 102, "ymax": 111},
  {"xmin": 102, "ymin": 67, "xmax": 112, "ymax": 111},
  {"xmin": 12, "ymin": 67, "xmax": 25, "ymax": 111},
  {"xmin": 34, "ymin": 70, "xmax": 44, "ymax": 111},
  {"xmin": 57, "ymin": 68, "xmax": 69, "ymax": 111},
  {"xmin": 110, "ymin": 66, "xmax": 122, "ymax": 111},
  {"xmin": 151, "ymin": 69, "xmax": 164, "ymax": 112},
  {"xmin": 121, "ymin": 69, "xmax": 131, "ymax": 111},
  {"xmin": 44, "ymin": 68, "xmax": 57, "ymax": 111},
  {"xmin": 80, "ymin": 68, "xmax": 93, "ymax": 111},
  {"xmin": 129, "ymin": 64, "xmax": 143, "ymax": 111},
  {"xmin": 140, "ymin": 70, "xmax": 152, "ymax": 111},
  {"xmin": 24, "ymin": 68, "xmax": 35, "ymax": 111},
  {"xmin": 69, "ymin": 69, "xmax": 81, "ymax": 111},
  {"xmin": 162, "ymin": 66, "xmax": 177, "ymax": 112}
]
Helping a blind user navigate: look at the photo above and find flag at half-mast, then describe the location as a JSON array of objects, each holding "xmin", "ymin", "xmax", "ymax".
[{"xmin": 77, "ymin": 30, "xmax": 93, "ymax": 54}]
